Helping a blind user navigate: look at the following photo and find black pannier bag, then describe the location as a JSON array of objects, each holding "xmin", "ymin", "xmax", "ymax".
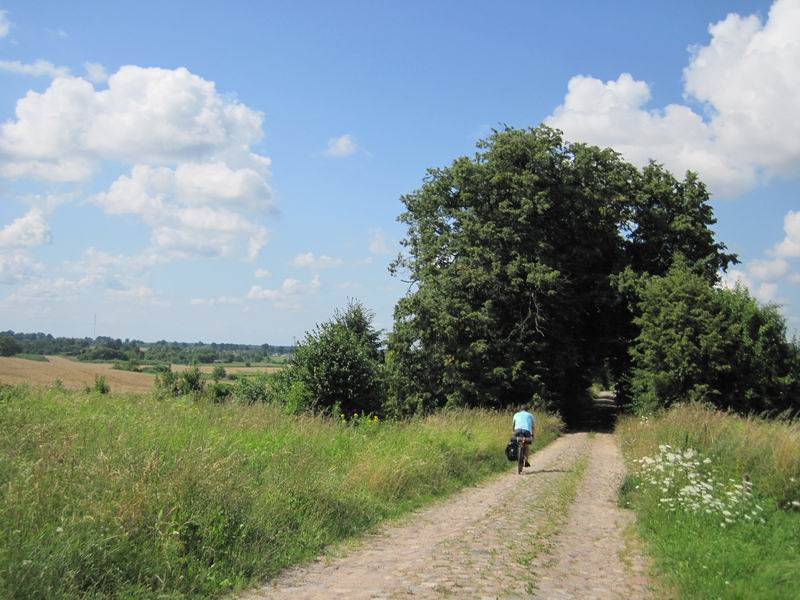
[{"xmin": 505, "ymin": 438, "xmax": 518, "ymax": 462}]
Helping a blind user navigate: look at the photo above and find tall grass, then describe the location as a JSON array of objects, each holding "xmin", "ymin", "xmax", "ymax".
[
  {"xmin": 0, "ymin": 385, "xmax": 562, "ymax": 599},
  {"xmin": 619, "ymin": 403, "xmax": 800, "ymax": 505},
  {"xmin": 618, "ymin": 403, "xmax": 800, "ymax": 598}
]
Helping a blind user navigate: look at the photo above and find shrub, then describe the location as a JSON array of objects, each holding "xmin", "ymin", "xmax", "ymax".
[
  {"xmin": 112, "ymin": 359, "xmax": 141, "ymax": 372},
  {"xmin": 153, "ymin": 366, "xmax": 204, "ymax": 398},
  {"xmin": 627, "ymin": 258, "xmax": 800, "ymax": 414},
  {"xmin": 284, "ymin": 300, "xmax": 385, "ymax": 415},
  {"xmin": 211, "ymin": 365, "xmax": 227, "ymax": 381},
  {"xmin": 232, "ymin": 372, "xmax": 273, "ymax": 404},
  {"xmin": 154, "ymin": 368, "xmax": 179, "ymax": 396},
  {"xmin": 178, "ymin": 366, "xmax": 204, "ymax": 395},
  {"xmin": 94, "ymin": 374, "xmax": 110, "ymax": 394},
  {"xmin": 207, "ymin": 382, "xmax": 231, "ymax": 403}
]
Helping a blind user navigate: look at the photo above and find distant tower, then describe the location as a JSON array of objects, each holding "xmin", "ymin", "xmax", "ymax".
[{"xmin": 93, "ymin": 313, "xmax": 97, "ymax": 339}]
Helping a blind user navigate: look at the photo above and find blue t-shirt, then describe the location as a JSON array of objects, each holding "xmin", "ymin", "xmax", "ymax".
[{"xmin": 512, "ymin": 410, "xmax": 534, "ymax": 433}]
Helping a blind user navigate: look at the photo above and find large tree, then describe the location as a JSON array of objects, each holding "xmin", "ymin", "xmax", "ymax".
[{"xmin": 388, "ymin": 126, "xmax": 736, "ymax": 419}]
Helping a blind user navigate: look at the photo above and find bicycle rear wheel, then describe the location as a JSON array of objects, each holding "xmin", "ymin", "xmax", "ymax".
[{"xmin": 517, "ymin": 439, "xmax": 525, "ymax": 474}]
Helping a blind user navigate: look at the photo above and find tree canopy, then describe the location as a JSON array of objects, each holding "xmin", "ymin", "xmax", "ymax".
[{"xmin": 388, "ymin": 126, "xmax": 737, "ymax": 420}]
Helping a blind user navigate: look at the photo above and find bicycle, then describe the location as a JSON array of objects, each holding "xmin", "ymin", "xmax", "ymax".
[{"xmin": 515, "ymin": 433, "xmax": 532, "ymax": 474}]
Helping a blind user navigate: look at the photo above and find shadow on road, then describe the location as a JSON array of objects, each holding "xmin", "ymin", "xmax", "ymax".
[
  {"xmin": 521, "ymin": 468, "xmax": 569, "ymax": 476},
  {"xmin": 565, "ymin": 391, "xmax": 619, "ymax": 434}
]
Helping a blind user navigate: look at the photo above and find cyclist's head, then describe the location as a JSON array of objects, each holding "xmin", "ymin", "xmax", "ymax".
[{"xmin": 520, "ymin": 403, "xmax": 530, "ymax": 412}]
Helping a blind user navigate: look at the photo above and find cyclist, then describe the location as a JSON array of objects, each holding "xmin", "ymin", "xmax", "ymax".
[{"xmin": 512, "ymin": 403, "xmax": 535, "ymax": 468}]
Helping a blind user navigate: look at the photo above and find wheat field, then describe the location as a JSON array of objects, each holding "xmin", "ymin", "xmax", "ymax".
[
  {"xmin": 0, "ymin": 356, "xmax": 155, "ymax": 392},
  {"xmin": 0, "ymin": 356, "xmax": 284, "ymax": 394}
]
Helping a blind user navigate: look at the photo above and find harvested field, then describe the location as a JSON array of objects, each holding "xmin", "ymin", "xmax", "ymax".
[{"xmin": 0, "ymin": 356, "xmax": 154, "ymax": 393}]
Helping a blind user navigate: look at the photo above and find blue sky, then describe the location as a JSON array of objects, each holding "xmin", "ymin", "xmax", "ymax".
[{"xmin": 0, "ymin": 0, "xmax": 798, "ymax": 344}]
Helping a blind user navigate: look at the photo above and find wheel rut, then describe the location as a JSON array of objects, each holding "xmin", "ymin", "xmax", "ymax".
[
  {"xmin": 241, "ymin": 432, "xmax": 651, "ymax": 599},
  {"xmin": 532, "ymin": 434, "xmax": 652, "ymax": 599}
]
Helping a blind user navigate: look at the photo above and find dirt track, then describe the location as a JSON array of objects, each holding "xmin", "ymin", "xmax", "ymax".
[{"xmin": 243, "ymin": 433, "xmax": 652, "ymax": 599}]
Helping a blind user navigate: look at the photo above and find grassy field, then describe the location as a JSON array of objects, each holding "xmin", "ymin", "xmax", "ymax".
[
  {"xmin": 0, "ymin": 384, "xmax": 563, "ymax": 599},
  {"xmin": 617, "ymin": 403, "xmax": 800, "ymax": 599}
]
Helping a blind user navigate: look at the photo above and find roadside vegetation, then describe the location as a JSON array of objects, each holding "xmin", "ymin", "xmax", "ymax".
[
  {"xmin": 618, "ymin": 404, "xmax": 800, "ymax": 598},
  {"xmin": 0, "ymin": 384, "xmax": 562, "ymax": 599}
]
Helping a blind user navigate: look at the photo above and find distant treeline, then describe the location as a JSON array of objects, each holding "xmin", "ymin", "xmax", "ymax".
[{"xmin": 0, "ymin": 331, "xmax": 294, "ymax": 364}]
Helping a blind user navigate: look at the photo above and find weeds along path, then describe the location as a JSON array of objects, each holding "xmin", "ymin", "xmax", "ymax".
[{"xmin": 242, "ymin": 432, "xmax": 651, "ymax": 599}]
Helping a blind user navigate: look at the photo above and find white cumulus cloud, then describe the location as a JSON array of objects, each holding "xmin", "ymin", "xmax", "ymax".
[
  {"xmin": 748, "ymin": 257, "xmax": 790, "ymax": 281},
  {"xmin": 546, "ymin": 0, "xmax": 800, "ymax": 198},
  {"xmin": 290, "ymin": 252, "xmax": 342, "ymax": 268},
  {"xmin": 719, "ymin": 269, "xmax": 753, "ymax": 291},
  {"xmin": 0, "ymin": 251, "xmax": 43, "ymax": 284},
  {"xmin": 324, "ymin": 134, "xmax": 357, "ymax": 158},
  {"xmin": 254, "ymin": 268, "xmax": 271, "ymax": 278},
  {"xmin": 0, "ymin": 59, "xmax": 70, "ymax": 78},
  {"xmin": 773, "ymin": 210, "xmax": 800, "ymax": 257},
  {"xmin": 190, "ymin": 295, "xmax": 243, "ymax": 306},
  {"xmin": 719, "ymin": 265, "xmax": 784, "ymax": 304},
  {"xmin": 83, "ymin": 62, "xmax": 108, "ymax": 84},
  {"xmin": 369, "ymin": 228, "xmax": 389, "ymax": 255},
  {"xmin": 0, "ymin": 10, "xmax": 10, "ymax": 39},
  {"xmin": 247, "ymin": 275, "xmax": 321, "ymax": 310},
  {"xmin": 756, "ymin": 282, "xmax": 779, "ymax": 303},
  {"xmin": 105, "ymin": 285, "xmax": 157, "ymax": 301},
  {"xmin": 0, "ymin": 65, "xmax": 275, "ymax": 263},
  {"xmin": 57, "ymin": 247, "xmax": 165, "ymax": 304},
  {"xmin": 0, "ymin": 208, "xmax": 51, "ymax": 247},
  {"xmin": 91, "ymin": 161, "xmax": 271, "ymax": 262},
  {"xmin": 3, "ymin": 274, "xmax": 97, "ymax": 303},
  {"xmin": 0, "ymin": 65, "xmax": 265, "ymax": 181}
]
